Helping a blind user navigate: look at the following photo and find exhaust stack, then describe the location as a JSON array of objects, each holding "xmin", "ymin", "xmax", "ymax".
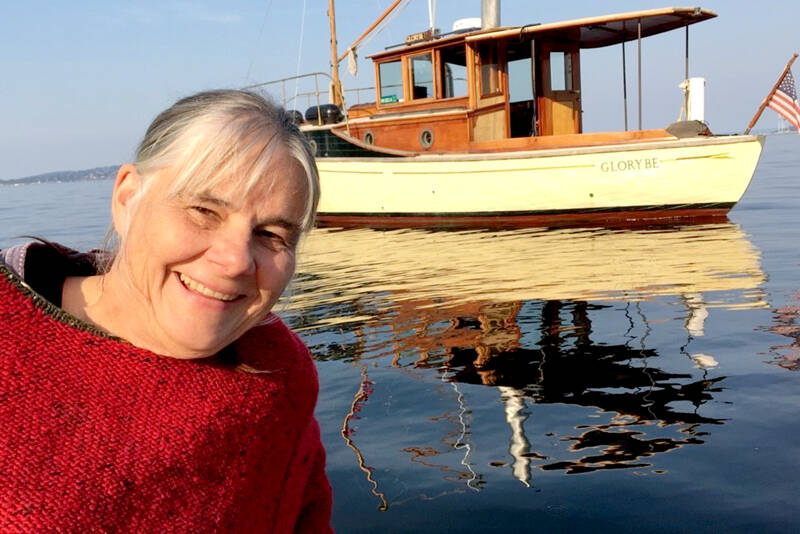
[{"xmin": 481, "ymin": 0, "xmax": 500, "ymax": 29}]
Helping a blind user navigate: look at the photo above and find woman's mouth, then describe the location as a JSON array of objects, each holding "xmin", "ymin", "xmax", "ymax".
[{"xmin": 178, "ymin": 273, "xmax": 239, "ymax": 302}]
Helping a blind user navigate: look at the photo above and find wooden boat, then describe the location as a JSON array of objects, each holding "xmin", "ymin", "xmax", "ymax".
[{"xmin": 256, "ymin": 2, "xmax": 765, "ymax": 228}]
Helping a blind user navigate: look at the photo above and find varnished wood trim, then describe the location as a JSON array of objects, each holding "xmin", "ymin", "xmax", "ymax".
[
  {"xmin": 328, "ymin": 128, "xmax": 419, "ymax": 156},
  {"xmin": 350, "ymin": 106, "xmax": 468, "ymax": 124},
  {"xmin": 470, "ymin": 101, "xmax": 506, "ymax": 115},
  {"xmin": 317, "ymin": 204, "xmax": 735, "ymax": 229},
  {"xmin": 468, "ymin": 129, "xmax": 675, "ymax": 152},
  {"xmin": 313, "ymin": 134, "xmax": 762, "ymax": 162},
  {"xmin": 374, "ymin": 96, "xmax": 472, "ymax": 114},
  {"xmin": 369, "ymin": 32, "xmax": 471, "ymax": 61},
  {"xmin": 466, "ymin": 42, "xmax": 477, "ymax": 109},
  {"xmin": 345, "ymin": 112, "xmax": 468, "ymax": 129}
]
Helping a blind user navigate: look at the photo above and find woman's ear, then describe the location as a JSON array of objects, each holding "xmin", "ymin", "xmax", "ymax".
[{"xmin": 111, "ymin": 163, "xmax": 142, "ymax": 238}]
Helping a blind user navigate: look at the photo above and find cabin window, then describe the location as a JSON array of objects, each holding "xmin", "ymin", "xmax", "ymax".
[
  {"xmin": 478, "ymin": 42, "xmax": 500, "ymax": 96},
  {"xmin": 410, "ymin": 53, "xmax": 434, "ymax": 99},
  {"xmin": 379, "ymin": 60, "xmax": 403, "ymax": 104},
  {"xmin": 440, "ymin": 45, "xmax": 468, "ymax": 99},
  {"xmin": 549, "ymin": 51, "xmax": 573, "ymax": 91},
  {"xmin": 508, "ymin": 56, "xmax": 536, "ymax": 138},
  {"xmin": 508, "ymin": 58, "xmax": 533, "ymax": 103}
]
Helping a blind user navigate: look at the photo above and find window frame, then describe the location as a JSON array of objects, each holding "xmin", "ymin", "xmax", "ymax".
[
  {"xmin": 477, "ymin": 41, "xmax": 503, "ymax": 97},
  {"xmin": 377, "ymin": 59, "xmax": 405, "ymax": 106},
  {"xmin": 408, "ymin": 52, "xmax": 435, "ymax": 101},
  {"xmin": 437, "ymin": 44, "xmax": 469, "ymax": 101}
]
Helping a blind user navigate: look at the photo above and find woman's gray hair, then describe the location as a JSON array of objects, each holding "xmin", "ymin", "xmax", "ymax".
[
  {"xmin": 136, "ymin": 89, "xmax": 319, "ymax": 230},
  {"xmin": 102, "ymin": 90, "xmax": 319, "ymax": 270}
]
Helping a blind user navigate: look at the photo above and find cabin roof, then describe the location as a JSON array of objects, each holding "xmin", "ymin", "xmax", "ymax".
[
  {"xmin": 467, "ymin": 7, "xmax": 716, "ymax": 48},
  {"xmin": 369, "ymin": 6, "xmax": 716, "ymax": 61},
  {"xmin": 368, "ymin": 31, "xmax": 472, "ymax": 60}
]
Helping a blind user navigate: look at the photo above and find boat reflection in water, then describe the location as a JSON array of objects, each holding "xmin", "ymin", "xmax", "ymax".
[
  {"xmin": 769, "ymin": 292, "xmax": 800, "ymax": 371},
  {"xmin": 288, "ymin": 223, "xmax": 766, "ymax": 503}
]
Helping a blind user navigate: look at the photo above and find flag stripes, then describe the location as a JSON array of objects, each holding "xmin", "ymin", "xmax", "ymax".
[{"xmin": 767, "ymin": 69, "xmax": 800, "ymax": 131}]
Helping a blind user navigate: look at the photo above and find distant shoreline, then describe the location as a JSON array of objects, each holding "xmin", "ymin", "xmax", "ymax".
[{"xmin": 0, "ymin": 165, "xmax": 118, "ymax": 186}]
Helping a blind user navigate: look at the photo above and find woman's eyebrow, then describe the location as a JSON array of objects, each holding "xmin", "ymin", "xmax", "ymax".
[{"xmin": 195, "ymin": 193, "xmax": 234, "ymax": 208}]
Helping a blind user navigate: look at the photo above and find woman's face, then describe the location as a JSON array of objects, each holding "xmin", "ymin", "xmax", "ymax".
[{"xmin": 111, "ymin": 147, "xmax": 308, "ymax": 359}]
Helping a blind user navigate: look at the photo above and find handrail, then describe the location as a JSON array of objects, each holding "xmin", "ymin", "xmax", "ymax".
[
  {"xmin": 244, "ymin": 72, "xmax": 331, "ymax": 125},
  {"xmin": 244, "ymin": 71, "xmax": 333, "ymax": 89},
  {"xmin": 244, "ymin": 73, "xmax": 375, "ymax": 130}
]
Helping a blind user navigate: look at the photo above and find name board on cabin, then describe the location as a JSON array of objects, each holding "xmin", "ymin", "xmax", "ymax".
[{"xmin": 405, "ymin": 29, "xmax": 439, "ymax": 45}]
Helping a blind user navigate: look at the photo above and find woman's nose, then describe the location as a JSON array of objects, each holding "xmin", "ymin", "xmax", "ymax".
[{"xmin": 207, "ymin": 223, "xmax": 256, "ymax": 277}]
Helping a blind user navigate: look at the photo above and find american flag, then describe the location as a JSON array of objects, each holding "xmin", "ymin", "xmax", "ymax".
[{"xmin": 768, "ymin": 69, "xmax": 800, "ymax": 131}]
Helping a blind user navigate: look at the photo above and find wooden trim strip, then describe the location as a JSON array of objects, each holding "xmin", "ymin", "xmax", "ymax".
[
  {"xmin": 317, "ymin": 203, "xmax": 735, "ymax": 229},
  {"xmin": 315, "ymin": 134, "xmax": 763, "ymax": 163},
  {"xmin": 468, "ymin": 129, "xmax": 675, "ymax": 152},
  {"xmin": 328, "ymin": 128, "xmax": 419, "ymax": 156},
  {"xmin": 345, "ymin": 107, "xmax": 468, "ymax": 125}
]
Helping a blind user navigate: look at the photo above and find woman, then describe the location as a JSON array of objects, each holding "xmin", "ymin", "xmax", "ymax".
[{"xmin": 0, "ymin": 90, "xmax": 333, "ymax": 532}]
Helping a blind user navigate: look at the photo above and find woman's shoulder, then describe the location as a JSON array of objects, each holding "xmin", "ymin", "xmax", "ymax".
[
  {"xmin": 1, "ymin": 241, "xmax": 100, "ymax": 307},
  {"xmin": 234, "ymin": 314, "xmax": 316, "ymax": 375},
  {"xmin": 0, "ymin": 242, "xmax": 32, "ymax": 280}
]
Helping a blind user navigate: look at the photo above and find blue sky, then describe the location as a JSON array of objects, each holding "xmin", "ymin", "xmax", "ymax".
[{"xmin": 0, "ymin": 0, "xmax": 797, "ymax": 181}]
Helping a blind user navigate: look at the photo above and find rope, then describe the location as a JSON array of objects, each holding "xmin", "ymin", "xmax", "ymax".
[
  {"xmin": 357, "ymin": 0, "xmax": 413, "ymax": 52},
  {"xmin": 244, "ymin": 0, "xmax": 274, "ymax": 84},
  {"xmin": 293, "ymin": 0, "xmax": 308, "ymax": 107}
]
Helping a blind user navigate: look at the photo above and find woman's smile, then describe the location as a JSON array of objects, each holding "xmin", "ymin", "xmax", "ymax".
[{"xmin": 177, "ymin": 272, "xmax": 242, "ymax": 302}]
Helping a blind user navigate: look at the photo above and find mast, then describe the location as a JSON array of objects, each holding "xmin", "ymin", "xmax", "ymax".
[{"xmin": 327, "ymin": 0, "xmax": 343, "ymax": 108}]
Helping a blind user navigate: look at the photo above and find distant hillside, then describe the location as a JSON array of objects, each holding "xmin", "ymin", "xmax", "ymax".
[{"xmin": 1, "ymin": 165, "xmax": 118, "ymax": 186}]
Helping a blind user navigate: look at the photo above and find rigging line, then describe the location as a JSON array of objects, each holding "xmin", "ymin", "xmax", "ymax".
[
  {"xmin": 244, "ymin": 0, "xmax": 274, "ymax": 84},
  {"xmin": 368, "ymin": 0, "xmax": 394, "ymax": 48},
  {"xmin": 358, "ymin": 0, "xmax": 413, "ymax": 52},
  {"xmin": 293, "ymin": 0, "xmax": 308, "ymax": 107}
]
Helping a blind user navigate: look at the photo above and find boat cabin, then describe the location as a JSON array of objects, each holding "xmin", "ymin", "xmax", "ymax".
[{"xmin": 333, "ymin": 7, "xmax": 715, "ymax": 154}]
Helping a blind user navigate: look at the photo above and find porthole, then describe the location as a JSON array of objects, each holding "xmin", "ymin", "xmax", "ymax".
[
  {"xmin": 419, "ymin": 129, "xmax": 434, "ymax": 149},
  {"xmin": 364, "ymin": 131, "xmax": 374, "ymax": 145}
]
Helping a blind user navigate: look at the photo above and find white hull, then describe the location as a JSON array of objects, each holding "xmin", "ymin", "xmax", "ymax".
[{"xmin": 315, "ymin": 135, "xmax": 764, "ymax": 226}]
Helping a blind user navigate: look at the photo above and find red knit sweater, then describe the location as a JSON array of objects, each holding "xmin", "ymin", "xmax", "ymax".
[{"xmin": 0, "ymin": 265, "xmax": 333, "ymax": 533}]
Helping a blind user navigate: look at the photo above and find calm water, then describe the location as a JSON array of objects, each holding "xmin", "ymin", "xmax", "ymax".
[{"xmin": 2, "ymin": 134, "xmax": 799, "ymax": 532}]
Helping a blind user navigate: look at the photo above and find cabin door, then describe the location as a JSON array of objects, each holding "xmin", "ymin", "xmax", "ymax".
[
  {"xmin": 539, "ymin": 43, "xmax": 581, "ymax": 136},
  {"xmin": 470, "ymin": 40, "xmax": 508, "ymax": 142}
]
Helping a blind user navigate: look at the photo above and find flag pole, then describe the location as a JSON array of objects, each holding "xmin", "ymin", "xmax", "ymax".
[{"xmin": 744, "ymin": 53, "xmax": 798, "ymax": 134}]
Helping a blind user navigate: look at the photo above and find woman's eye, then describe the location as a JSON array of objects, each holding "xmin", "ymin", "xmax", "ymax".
[
  {"xmin": 186, "ymin": 205, "xmax": 221, "ymax": 228},
  {"xmin": 191, "ymin": 206, "xmax": 217, "ymax": 217},
  {"xmin": 256, "ymin": 230, "xmax": 292, "ymax": 250},
  {"xmin": 188, "ymin": 205, "xmax": 223, "ymax": 222}
]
